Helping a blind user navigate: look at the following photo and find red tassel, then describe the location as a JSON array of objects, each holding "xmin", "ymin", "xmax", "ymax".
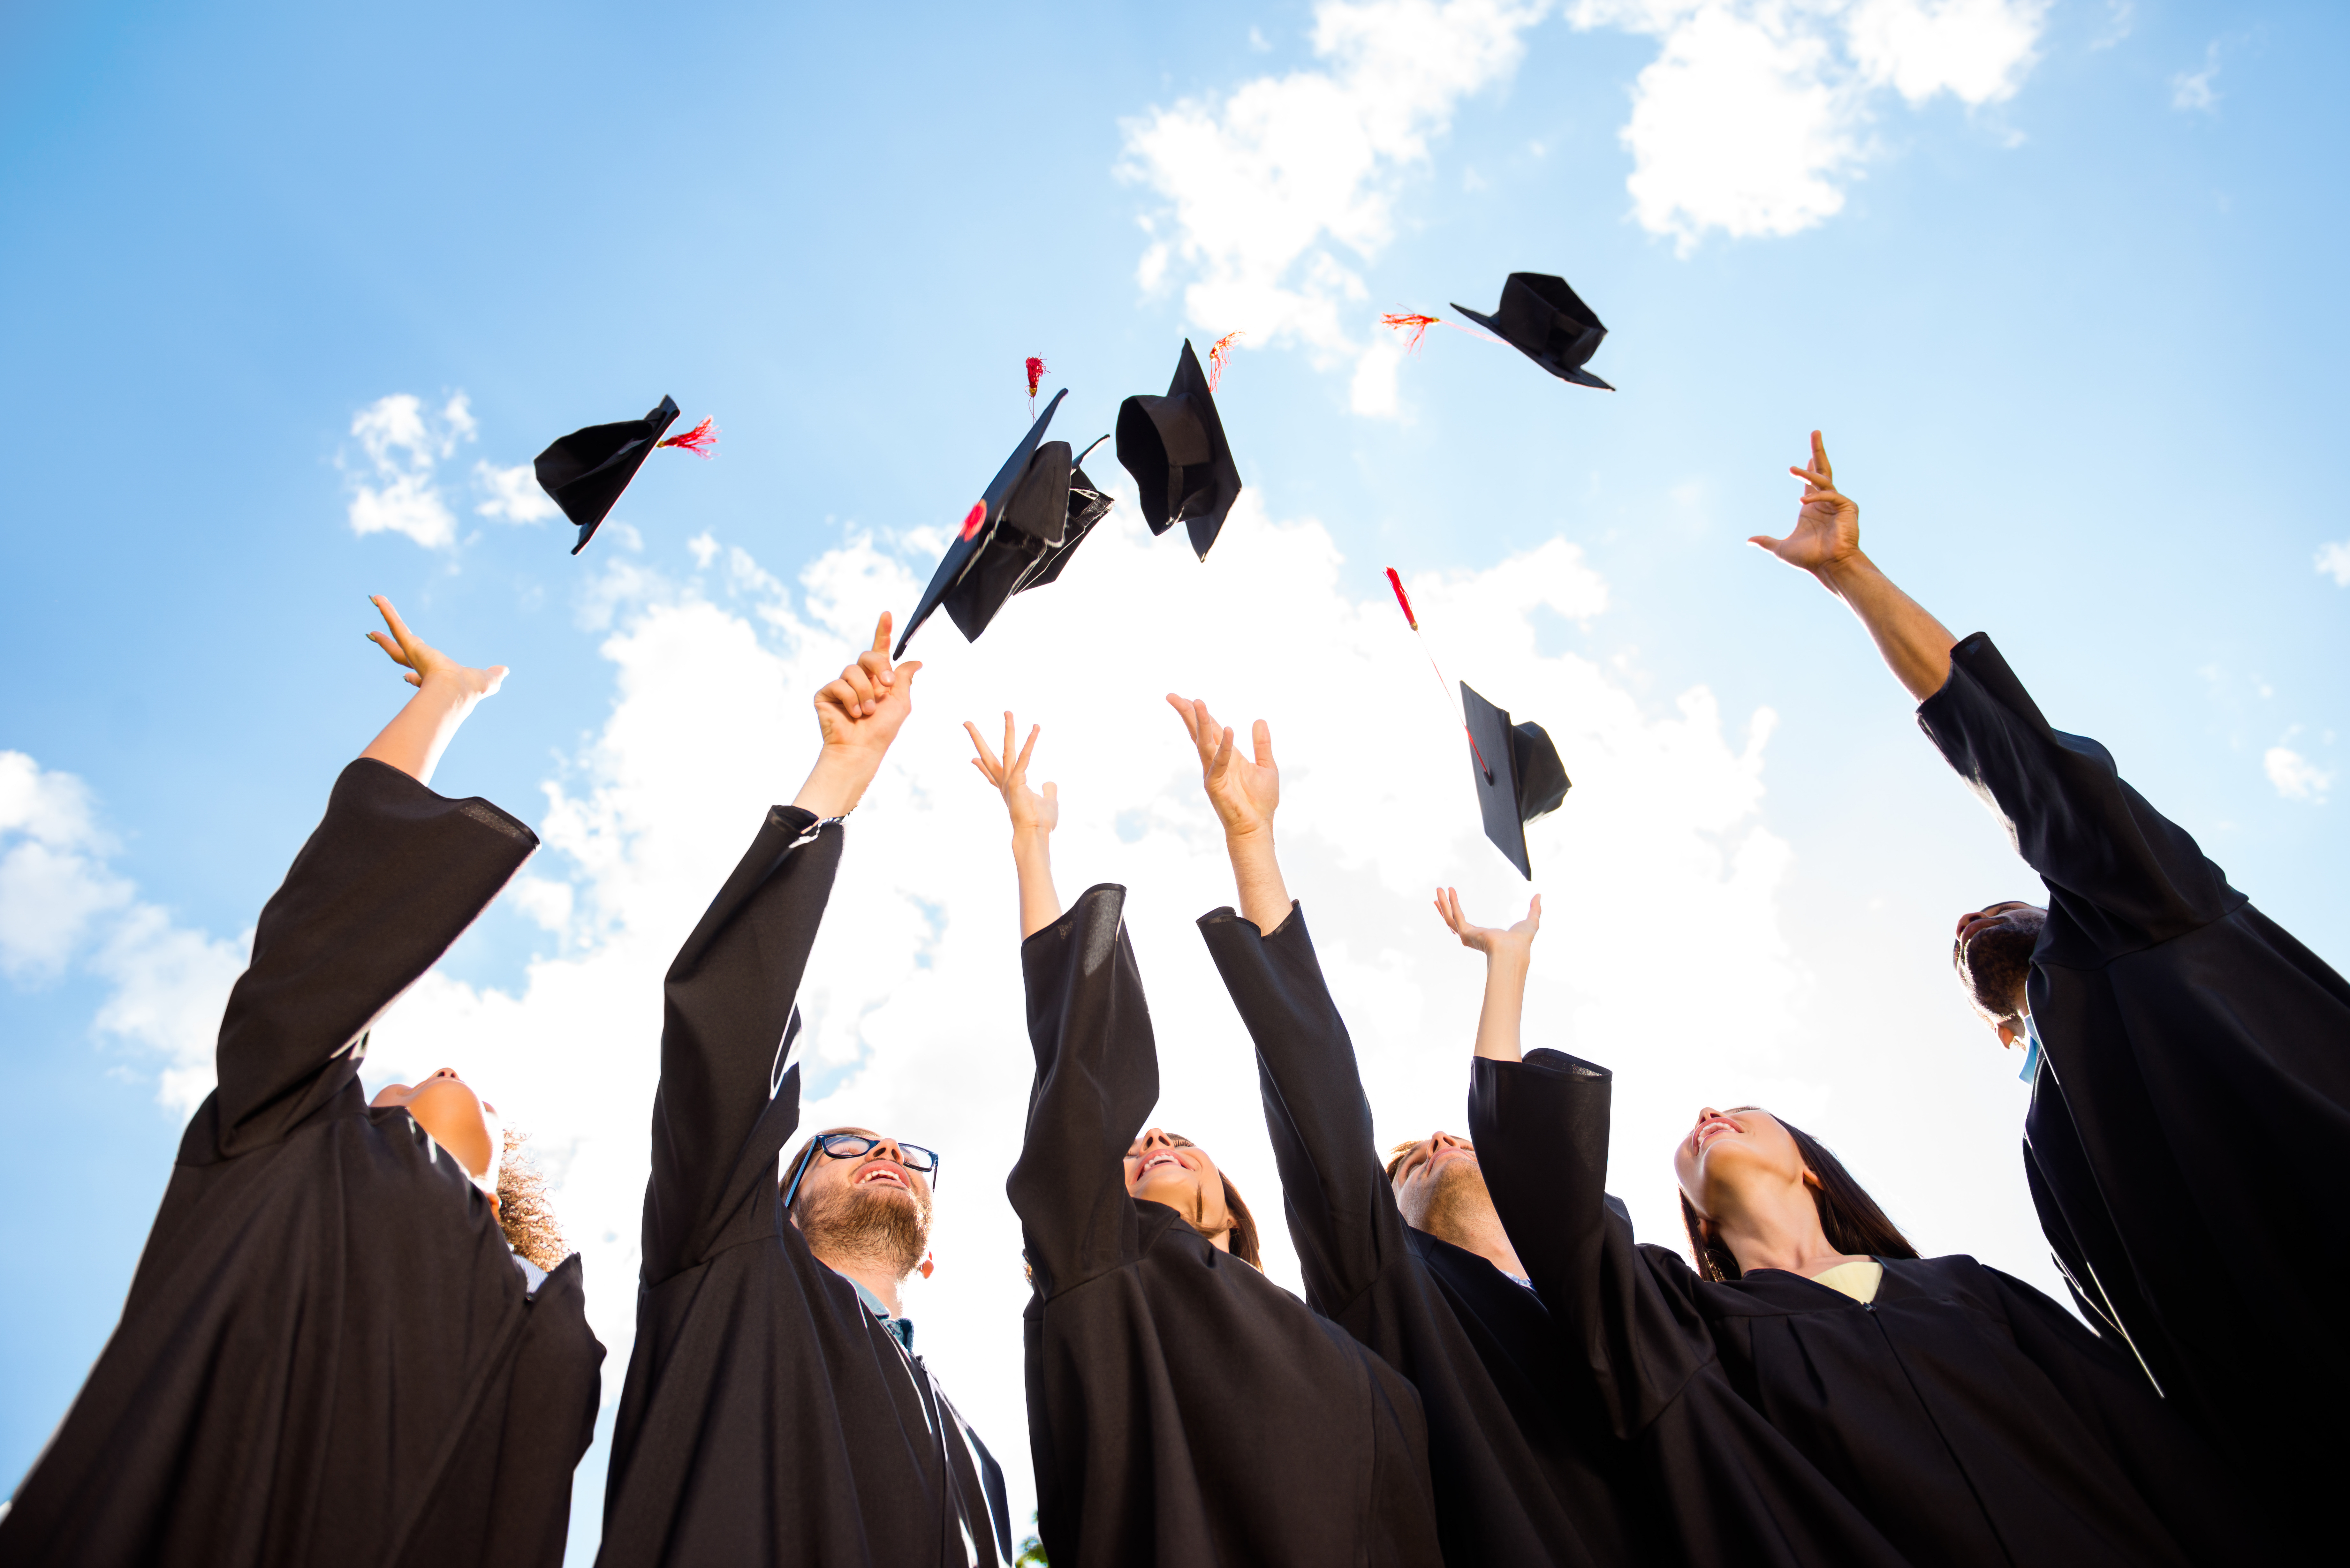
[
  {"xmin": 958, "ymin": 500, "xmax": 988, "ymax": 541},
  {"xmin": 658, "ymin": 417, "xmax": 718, "ymax": 458},
  {"xmin": 1025, "ymin": 356, "xmax": 1046, "ymax": 403},
  {"xmin": 1380, "ymin": 313, "xmax": 1440, "ymax": 352},
  {"xmin": 1385, "ymin": 566, "xmax": 1418, "ymax": 630},
  {"xmin": 1207, "ymin": 331, "xmax": 1244, "ymax": 392}
]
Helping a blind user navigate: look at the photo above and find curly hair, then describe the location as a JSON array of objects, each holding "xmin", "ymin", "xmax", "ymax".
[{"xmin": 497, "ymin": 1127, "xmax": 571, "ymax": 1271}]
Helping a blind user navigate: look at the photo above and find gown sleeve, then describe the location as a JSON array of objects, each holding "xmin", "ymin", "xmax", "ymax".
[
  {"xmin": 204, "ymin": 758, "xmax": 538, "ymax": 1158},
  {"xmin": 1005, "ymin": 884, "xmax": 1153, "ymax": 1296},
  {"xmin": 1468, "ymin": 1048, "xmax": 1708, "ymax": 1439},
  {"xmin": 1197, "ymin": 901, "xmax": 1402, "ymax": 1315},
  {"xmin": 639, "ymin": 806, "xmax": 841, "ymax": 1287},
  {"xmin": 1915, "ymin": 632, "xmax": 2239, "ymax": 960}
]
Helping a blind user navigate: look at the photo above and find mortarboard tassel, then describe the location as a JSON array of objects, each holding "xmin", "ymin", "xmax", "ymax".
[
  {"xmin": 1207, "ymin": 330, "xmax": 1244, "ymax": 392},
  {"xmin": 658, "ymin": 417, "xmax": 718, "ymax": 458},
  {"xmin": 1380, "ymin": 310, "xmax": 1506, "ymax": 353},
  {"xmin": 1385, "ymin": 567, "xmax": 1491, "ymax": 781},
  {"xmin": 1026, "ymin": 357, "xmax": 1047, "ymax": 416}
]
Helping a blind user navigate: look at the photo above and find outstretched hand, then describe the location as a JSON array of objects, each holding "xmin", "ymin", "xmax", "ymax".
[
  {"xmin": 793, "ymin": 613, "xmax": 922, "ymax": 817},
  {"xmin": 1748, "ymin": 430, "xmax": 1860, "ymax": 581},
  {"xmin": 367, "ymin": 596, "xmax": 506, "ymax": 698},
  {"xmin": 966, "ymin": 712, "xmax": 1059, "ymax": 838},
  {"xmin": 1435, "ymin": 887, "xmax": 1542, "ymax": 964},
  {"xmin": 1166, "ymin": 694, "xmax": 1279, "ymax": 839}
]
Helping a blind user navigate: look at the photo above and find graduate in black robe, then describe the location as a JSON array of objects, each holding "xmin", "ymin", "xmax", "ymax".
[
  {"xmin": 966, "ymin": 711, "xmax": 1443, "ymax": 1568},
  {"xmin": 1467, "ymin": 1040, "xmax": 2254, "ymax": 1568},
  {"xmin": 596, "ymin": 614, "xmax": 1011, "ymax": 1568},
  {"xmin": 0, "ymin": 597, "xmax": 603, "ymax": 1568},
  {"xmin": 1755, "ymin": 432, "xmax": 2350, "ymax": 1552},
  {"xmin": 1164, "ymin": 696, "xmax": 1640, "ymax": 1568}
]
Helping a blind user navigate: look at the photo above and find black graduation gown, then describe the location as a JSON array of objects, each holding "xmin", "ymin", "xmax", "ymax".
[
  {"xmin": 1471, "ymin": 1047, "xmax": 2253, "ymax": 1568},
  {"xmin": 595, "ymin": 806, "xmax": 1012, "ymax": 1568},
  {"xmin": 1012, "ymin": 884, "xmax": 1443, "ymax": 1568},
  {"xmin": 0, "ymin": 759, "xmax": 604, "ymax": 1568},
  {"xmin": 1916, "ymin": 631, "xmax": 2350, "ymax": 1550},
  {"xmin": 1197, "ymin": 902, "xmax": 1642, "ymax": 1568}
]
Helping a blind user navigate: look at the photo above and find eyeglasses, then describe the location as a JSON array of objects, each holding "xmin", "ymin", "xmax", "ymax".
[{"xmin": 783, "ymin": 1133, "xmax": 941, "ymax": 1209}]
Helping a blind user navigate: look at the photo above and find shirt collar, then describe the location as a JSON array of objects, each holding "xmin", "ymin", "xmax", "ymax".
[
  {"xmin": 847, "ymin": 1274, "xmax": 916, "ymax": 1353},
  {"xmin": 2019, "ymin": 1012, "xmax": 2044, "ymax": 1084}
]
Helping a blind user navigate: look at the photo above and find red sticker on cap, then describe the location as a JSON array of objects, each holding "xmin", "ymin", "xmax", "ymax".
[{"xmin": 959, "ymin": 501, "xmax": 987, "ymax": 540}]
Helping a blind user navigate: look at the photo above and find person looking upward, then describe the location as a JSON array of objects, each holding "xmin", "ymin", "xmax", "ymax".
[
  {"xmin": 1170, "ymin": 691, "xmax": 1641, "ymax": 1568},
  {"xmin": 968, "ymin": 710, "xmax": 1442, "ymax": 1568},
  {"xmin": 0, "ymin": 599, "xmax": 603, "ymax": 1568},
  {"xmin": 595, "ymin": 615, "xmax": 1011, "ymax": 1568},
  {"xmin": 1752, "ymin": 432, "xmax": 2350, "ymax": 1555}
]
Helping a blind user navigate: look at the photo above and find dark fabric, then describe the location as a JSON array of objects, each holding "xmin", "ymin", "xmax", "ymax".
[
  {"xmin": 1917, "ymin": 632, "xmax": 2350, "ymax": 1551},
  {"xmin": 0, "ymin": 759, "xmax": 603, "ymax": 1568},
  {"xmin": 1198, "ymin": 902, "xmax": 1640, "ymax": 1568},
  {"xmin": 1013, "ymin": 885, "xmax": 1443, "ymax": 1568},
  {"xmin": 1473, "ymin": 1047, "xmax": 2253, "ymax": 1568},
  {"xmin": 534, "ymin": 394, "xmax": 682, "ymax": 554},
  {"xmin": 597, "ymin": 808, "xmax": 1011, "ymax": 1568}
]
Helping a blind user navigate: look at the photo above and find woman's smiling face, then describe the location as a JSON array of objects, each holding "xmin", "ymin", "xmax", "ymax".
[{"xmin": 1123, "ymin": 1127, "xmax": 1228, "ymax": 1229}]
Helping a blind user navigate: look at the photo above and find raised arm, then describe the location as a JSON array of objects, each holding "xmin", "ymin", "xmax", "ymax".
[
  {"xmin": 204, "ymin": 601, "xmax": 533, "ymax": 1156},
  {"xmin": 965, "ymin": 713, "xmax": 1061, "ymax": 939},
  {"xmin": 1434, "ymin": 888, "xmax": 1541, "ymax": 1062},
  {"xmin": 1749, "ymin": 432, "xmax": 1958, "ymax": 703},
  {"xmin": 1167, "ymin": 694, "xmax": 1288, "ymax": 932},
  {"xmin": 640, "ymin": 615, "xmax": 921, "ymax": 1284}
]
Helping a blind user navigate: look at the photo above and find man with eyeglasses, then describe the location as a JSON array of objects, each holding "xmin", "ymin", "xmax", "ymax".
[{"xmin": 596, "ymin": 615, "xmax": 1012, "ymax": 1568}]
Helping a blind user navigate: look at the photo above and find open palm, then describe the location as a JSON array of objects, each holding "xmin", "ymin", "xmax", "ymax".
[
  {"xmin": 1167, "ymin": 694, "xmax": 1279, "ymax": 837},
  {"xmin": 1749, "ymin": 430, "xmax": 1860, "ymax": 576}
]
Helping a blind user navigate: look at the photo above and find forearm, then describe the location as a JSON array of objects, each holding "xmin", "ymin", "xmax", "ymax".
[
  {"xmin": 1818, "ymin": 550, "xmax": 1958, "ymax": 703},
  {"xmin": 1224, "ymin": 825, "xmax": 1292, "ymax": 935},
  {"xmin": 1473, "ymin": 950, "xmax": 1530, "ymax": 1062},
  {"xmin": 1013, "ymin": 828, "xmax": 1062, "ymax": 939},
  {"xmin": 360, "ymin": 675, "xmax": 483, "ymax": 786},
  {"xmin": 792, "ymin": 747, "xmax": 881, "ymax": 818}
]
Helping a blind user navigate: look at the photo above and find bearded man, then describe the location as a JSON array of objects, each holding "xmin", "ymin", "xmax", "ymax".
[
  {"xmin": 595, "ymin": 614, "xmax": 1011, "ymax": 1568},
  {"xmin": 1754, "ymin": 431, "xmax": 2350, "ymax": 1559},
  {"xmin": 1178, "ymin": 696, "xmax": 1641, "ymax": 1568}
]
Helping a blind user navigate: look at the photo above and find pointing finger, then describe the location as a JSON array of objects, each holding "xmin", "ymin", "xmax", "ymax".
[{"xmin": 871, "ymin": 612, "xmax": 891, "ymax": 656}]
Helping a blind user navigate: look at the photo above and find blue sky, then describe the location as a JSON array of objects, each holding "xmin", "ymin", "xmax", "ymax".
[{"xmin": 5, "ymin": 1, "xmax": 2345, "ymax": 1557}]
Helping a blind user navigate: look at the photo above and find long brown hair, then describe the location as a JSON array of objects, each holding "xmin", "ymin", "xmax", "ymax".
[
  {"xmin": 1679, "ymin": 1115, "xmax": 1917, "ymax": 1283},
  {"xmin": 497, "ymin": 1127, "xmax": 570, "ymax": 1271},
  {"xmin": 1153, "ymin": 1133, "xmax": 1262, "ymax": 1270}
]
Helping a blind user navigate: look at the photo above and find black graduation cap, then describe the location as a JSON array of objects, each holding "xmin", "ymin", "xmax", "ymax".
[
  {"xmin": 1451, "ymin": 273, "xmax": 1613, "ymax": 391},
  {"xmin": 1115, "ymin": 339, "xmax": 1243, "ymax": 560},
  {"xmin": 535, "ymin": 396, "xmax": 714, "ymax": 555},
  {"xmin": 895, "ymin": 391, "xmax": 1116, "ymax": 659},
  {"xmin": 1461, "ymin": 680, "xmax": 1571, "ymax": 879}
]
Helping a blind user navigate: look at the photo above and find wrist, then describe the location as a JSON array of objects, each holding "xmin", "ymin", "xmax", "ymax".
[
  {"xmin": 1814, "ymin": 548, "xmax": 1875, "ymax": 598},
  {"xmin": 1012, "ymin": 824, "xmax": 1054, "ymax": 853},
  {"xmin": 792, "ymin": 747, "xmax": 878, "ymax": 818}
]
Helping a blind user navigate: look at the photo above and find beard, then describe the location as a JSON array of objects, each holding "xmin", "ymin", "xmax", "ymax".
[
  {"xmin": 1407, "ymin": 1158, "xmax": 1497, "ymax": 1244},
  {"xmin": 1956, "ymin": 911, "xmax": 2044, "ymax": 1026},
  {"xmin": 798, "ymin": 1180, "xmax": 933, "ymax": 1282}
]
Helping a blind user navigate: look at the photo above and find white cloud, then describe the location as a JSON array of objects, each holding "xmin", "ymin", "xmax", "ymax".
[
  {"xmin": 2171, "ymin": 40, "xmax": 2220, "ymax": 113},
  {"xmin": 2265, "ymin": 745, "xmax": 2330, "ymax": 803},
  {"xmin": 1571, "ymin": 0, "xmax": 2048, "ymax": 251},
  {"xmin": 345, "ymin": 394, "xmax": 478, "ymax": 549},
  {"xmin": 0, "ymin": 751, "xmax": 246, "ymax": 1113},
  {"xmin": 475, "ymin": 460, "xmax": 561, "ymax": 524},
  {"xmin": 1121, "ymin": 0, "xmax": 1552, "ymax": 416},
  {"xmin": 2317, "ymin": 540, "xmax": 2350, "ymax": 587}
]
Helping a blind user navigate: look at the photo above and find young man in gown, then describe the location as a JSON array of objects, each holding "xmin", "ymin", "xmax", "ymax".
[
  {"xmin": 1167, "ymin": 695, "xmax": 1644, "ymax": 1568},
  {"xmin": 0, "ymin": 598, "xmax": 603, "ymax": 1568},
  {"xmin": 595, "ymin": 614, "xmax": 1011, "ymax": 1568},
  {"xmin": 968, "ymin": 710, "xmax": 1443, "ymax": 1568},
  {"xmin": 1752, "ymin": 432, "xmax": 2350, "ymax": 1553}
]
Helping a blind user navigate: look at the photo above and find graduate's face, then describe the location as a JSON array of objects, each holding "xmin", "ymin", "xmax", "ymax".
[
  {"xmin": 792, "ymin": 1127, "xmax": 935, "ymax": 1215},
  {"xmin": 1124, "ymin": 1128, "xmax": 1231, "ymax": 1238},
  {"xmin": 1673, "ymin": 1106, "xmax": 1808, "ymax": 1213},
  {"xmin": 1952, "ymin": 901, "xmax": 2045, "ymax": 1045},
  {"xmin": 370, "ymin": 1069, "xmax": 499, "ymax": 1186},
  {"xmin": 1387, "ymin": 1132, "xmax": 1492, "ymax": 1236}
]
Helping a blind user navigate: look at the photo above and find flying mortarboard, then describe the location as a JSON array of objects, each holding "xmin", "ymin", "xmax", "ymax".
[
  {"xmin": 1115, "ymin": 339, "xmax": 1243, "ymax": 561},
  {"xmin": 1460, "ymin": 680, "xmax": 1571, "ymax": 879},
  {"xmin": 895, "ymin": 390, "xmax": 1115, "ymax": 659},
  {"xmin": 1450, "ymin": 273, "xmax": 1613, "ymax": 391},
  {"xmin": 534, "ymin": 396, "xmax": 717, "ymax": 555}
]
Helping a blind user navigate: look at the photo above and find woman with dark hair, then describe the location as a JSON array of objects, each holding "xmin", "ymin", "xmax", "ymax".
[
  {"xmin": 968, "ymin": 711, "xmax": 1441, "ymax": 1568},
  {"xmin": 0, "ymin": 599, "xmax": 603, "ymax": 1568},
  {"xmin": 1447, "ymin": 891, "xmax": 2259, "ymax": 1568}
]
